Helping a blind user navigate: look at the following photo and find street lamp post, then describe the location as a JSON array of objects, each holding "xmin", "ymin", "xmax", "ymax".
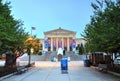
[{"xmin": 25, "ymin": 36, "xmax": 34, "ymax": 67}]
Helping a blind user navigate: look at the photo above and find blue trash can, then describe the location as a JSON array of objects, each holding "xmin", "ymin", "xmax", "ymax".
[{"xmin": 61, "ymin": 58, "xmax": 68, "ymax": 73}]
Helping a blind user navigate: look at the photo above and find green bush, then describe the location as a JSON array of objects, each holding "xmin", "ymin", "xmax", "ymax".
[
  {"xmin": 0, "ymin": 55, "xmax": 1, "ymax": 59},
  {"xmin": 38, "ymin": 52, "xmax": 42, "ymax": 55}
]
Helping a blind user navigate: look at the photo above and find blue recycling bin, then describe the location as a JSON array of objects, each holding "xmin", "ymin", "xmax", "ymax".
[{"xmin": 61, "ymin": 58, "xmax": 68, "ymax": 73}]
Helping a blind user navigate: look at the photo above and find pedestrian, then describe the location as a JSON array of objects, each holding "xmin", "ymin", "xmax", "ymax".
[
  {"xmin": 16, "ymin": 57, "xmax": 20, "ymax": 66},
  {"xmin": 15, "ymin": 51, "xmax": 20, "ymax": 66},
  {"xmin": 63, "ymin": 49, "xmax": 65, "ymax": 56}
]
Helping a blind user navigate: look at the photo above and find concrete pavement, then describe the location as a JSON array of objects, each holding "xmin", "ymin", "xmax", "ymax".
[{"xmin": 1, "ymin": 61, "xmax": 120, "ymax": 81}]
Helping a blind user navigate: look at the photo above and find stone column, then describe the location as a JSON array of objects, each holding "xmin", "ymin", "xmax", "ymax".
[
  {"xmin": 67, "ymin": 37, "xmax": 70, "ymax": 51},
  {"xmin": 56, "ymin": 37, "xmax": 58, "ymax": 51},
  {"xmin": 51, "ymin": 37, "xmax": 53, "ymax": 51},
  {"xmin": 62, "ymin": 37, "xmax": 64, "ymax": 49}
]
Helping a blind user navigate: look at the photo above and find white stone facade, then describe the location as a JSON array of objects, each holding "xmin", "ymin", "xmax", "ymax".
[{"xmin": 39, "ymin": 27, "xmax": 86, "ymax": 51}]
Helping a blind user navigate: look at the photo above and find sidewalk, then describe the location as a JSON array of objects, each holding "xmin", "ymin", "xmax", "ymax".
[
  {"xmin": 91, "ymin": 66, "xmax": 120, "ymax": 77},
  {"xmin": 1, "ymin": 61, "xmax": 120, "ymax": 81}
]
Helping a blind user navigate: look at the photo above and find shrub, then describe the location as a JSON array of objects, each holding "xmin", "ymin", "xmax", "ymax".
[{"xmin": 38, "ymin": 52, "xmax": 42, "ymax": 55}]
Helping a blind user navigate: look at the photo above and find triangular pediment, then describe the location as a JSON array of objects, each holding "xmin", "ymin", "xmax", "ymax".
[{"xmin": 44, "ymin": 27, "xmax": 76, "ymax": 35}]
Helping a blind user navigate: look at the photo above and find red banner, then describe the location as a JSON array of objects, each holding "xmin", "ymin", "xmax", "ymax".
[
  {"xmin": 64, "ymin": 39, "xmax": 67, "ymax": 47},
  {"xmin": 53, "ymin": 39, "xmax": 56, "ymax": 48},
  {"xmin": 58, "ymin": 39, "xmax": 62, "ymax": 48}
]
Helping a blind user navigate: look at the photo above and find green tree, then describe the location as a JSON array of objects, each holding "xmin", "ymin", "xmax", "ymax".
[
  {"xmin": 0, "ymin": 0, "xmax": 28, "ymax": 54},
  {"xmin": 24, "ymin": 36, "xmax": 40, "ymax": 54},
  {"xmin": 83, "ymin": 0, "xmax": 120, "ymax": 53},
  {"xmin": 79, "ymin": 44, "xmax": 84, "ymax": 54}
]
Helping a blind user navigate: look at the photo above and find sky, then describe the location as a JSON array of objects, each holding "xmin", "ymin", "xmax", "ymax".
[{"xmin": 7, "ymin": 0, "xmax": 95, "ymax": 38}]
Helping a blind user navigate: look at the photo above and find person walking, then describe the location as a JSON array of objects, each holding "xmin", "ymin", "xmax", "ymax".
[{"xmin": 63, "ymin": 49, "xmax": 65, "ymax": 56}]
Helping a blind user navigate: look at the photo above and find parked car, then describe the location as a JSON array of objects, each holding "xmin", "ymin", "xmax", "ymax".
[{"xmin": 114, "ymin": 56, "xmax": 120, "ymax": 64}]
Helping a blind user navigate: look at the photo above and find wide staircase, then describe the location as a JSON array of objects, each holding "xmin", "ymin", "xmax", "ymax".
[
  {"xmin": 20, "ymin": 51, "xmax": 86, "ymax": 61},
  {"xmin": 38, "ymin": 51, "xmax": 85, "ymax": 61},
  {"xmin": 64, "ymin": 51, "xmax": 84, "ymax": 61},
  {"xmin": 39, "ymin": 51, "xmax": 57, "ymax": 61}
]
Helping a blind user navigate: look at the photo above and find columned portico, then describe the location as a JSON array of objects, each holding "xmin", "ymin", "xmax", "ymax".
[
  {"xmin": 49, "ymin": 37, "xmax": 70, "ymax": 51},
  {"xmin": 48, "ymin": 37, "xmax": 71, "ymax": 51},
  {"xmin": 44, "ymin": 27, "xmax": 76, "ymax": 51}
]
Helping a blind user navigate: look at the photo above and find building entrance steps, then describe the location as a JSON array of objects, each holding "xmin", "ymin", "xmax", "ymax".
[
  {"xmin": 18, "ymin": 51, "xmax": 86, "ymax": 62},
  {"xmin": 37, "ymin": 51, "xmax": 84, "ymax": 61}
]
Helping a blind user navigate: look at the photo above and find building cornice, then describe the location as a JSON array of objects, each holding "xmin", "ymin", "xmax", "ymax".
[{"xmin": 44, "ymin": 27, "xmax": 76, "ymax": 36}]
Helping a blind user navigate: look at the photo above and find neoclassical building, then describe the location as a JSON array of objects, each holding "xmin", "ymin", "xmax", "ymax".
[{"xmin": 39, "ymin": 27, "xmax": 86, "ymax": 51}]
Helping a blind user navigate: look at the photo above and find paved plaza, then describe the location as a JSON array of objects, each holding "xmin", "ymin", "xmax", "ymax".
[{"xmin": 1, "ymin": 61, "xmax": 120, "ymax": 81}]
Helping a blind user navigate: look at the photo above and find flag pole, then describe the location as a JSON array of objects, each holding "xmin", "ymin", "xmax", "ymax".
[
  {"xmin": 31, "ymin": 27, "xmax": 36, "ymax": 36},
  {"xmin": 31, "ymin": 27, "xmax": 32, "ymax": 36}
]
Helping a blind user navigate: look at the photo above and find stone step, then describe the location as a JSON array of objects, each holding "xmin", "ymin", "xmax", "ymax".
[{"xmin": 20, "ymin": 51, "xmax": 86, "ymax": 61}]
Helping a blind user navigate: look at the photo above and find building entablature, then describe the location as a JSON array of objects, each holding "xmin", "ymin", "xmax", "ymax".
[{"xmin": 44, "ymin": 27, "xmax": 76, "ymax": 37}]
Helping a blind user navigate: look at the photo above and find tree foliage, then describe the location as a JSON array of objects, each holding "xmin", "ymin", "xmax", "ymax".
[
  {"xmin": 0, "ymin": 1, "xmax": 28, "ymax": 54},
  {"xmin": 79, "ymin": 44, "xmax": 84, "ymax": 54},
  {"xmin": 83, "ymin": 0, "xmax": 120, "ymax": 53},
  {"xmin": 24, "ymin": 36, "xmax": 40, "ymax": 54}
]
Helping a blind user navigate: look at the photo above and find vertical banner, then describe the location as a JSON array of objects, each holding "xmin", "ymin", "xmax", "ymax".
[
  {"xmin": 58, "ymin": 39, "xmax": 62, "ymax": 48},
  {"xmin": 64, "ymin": 38, "xmax": 67, "ymax": 47},
  {"xmin": 44, "ymin": 38, "xmax": 51, "ymax": 48},
  {"xmin": 48, "ymin": 38, "xmax": 51, "ymax": 48},
  {"xmin": 53, "ymin": 39, "xmax": 56, "ymax": 48},
  {"xmin": 70, "ymin": 39, "xmax": 73, "ymax": 47},
  {"xmin": 44, "ymin": 39, "xmax": 48, "ymax": 48}
]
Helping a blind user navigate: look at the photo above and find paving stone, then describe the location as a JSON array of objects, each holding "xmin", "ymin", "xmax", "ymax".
[{"xmin": 1, "ymin": 61, "xmax": 120, "ymax": 81}]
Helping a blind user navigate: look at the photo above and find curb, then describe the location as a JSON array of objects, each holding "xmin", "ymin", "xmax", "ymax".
[
  {"xmin": 90, "ymin": 66, "xmax": 120, "ymax": 77},
  {"xmin": 0, "ymin": 67, "xmax": 33, "ymax": 81},
  {"xmin": 0, "ymin": 72, "xmax": 16, "ymax": 81},
  {"xmin": 107, "ymin": 71, "xmax": 120, "ymax": 77}
]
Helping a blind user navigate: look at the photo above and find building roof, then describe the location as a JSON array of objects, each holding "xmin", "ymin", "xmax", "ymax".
[{"xmin": 44, "ymin": 27, "xmax": 76, "ymax": 35}]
